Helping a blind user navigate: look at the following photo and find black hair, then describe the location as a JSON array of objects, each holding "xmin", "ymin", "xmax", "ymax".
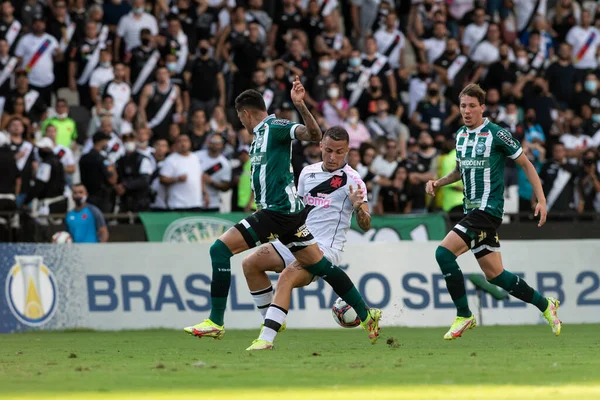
[
  {"xmin": 323, "ymin": 126, "xmax": 350, "ymax": 143},
  {"xmin": 234, "ymin": 89, "xmax": 266, "ymax": 112}
]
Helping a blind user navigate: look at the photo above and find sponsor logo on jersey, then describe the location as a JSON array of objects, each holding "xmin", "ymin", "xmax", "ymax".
[
  {"xmin": 271, "ymin": 118, "xmax": 292, "ymax": 126},
  {"xmin": 250, "ymin": 154, "xmax": 264, "ymax": 165},
  {"xmin": 477, "ymin": 131, "xmax": 490, "ymax": 137},
  {"xmin": 304, "ymin": 193, "xmax": 332, "ymax": 209},
  {"xmin": 460, "ymin": 158, "xmax": 490, "ymax": 169},
  {"xmin": 475, "ymin": 142, "xmax": 486, "ymax": 156},
  {"xmin": 497, "ymin": 129, "xmax": 519, "ymax": 149},
  {"xmin": 294, "ymin": 224, "xmax": 311, "ymax": 238}
]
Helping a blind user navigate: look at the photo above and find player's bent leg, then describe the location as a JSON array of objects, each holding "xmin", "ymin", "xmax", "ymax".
[
  {"xmin": 437, "ymin": 231, "xmax": 475, "ymax": 340},
  {"xmin": 478, "ymin": 252, "xmax": 561, "ymax": 336},
  {"xmin": 184, "ymin": 227, "xmax": 250, "ymax": 339},
  {"xmin": 293, "ymin": 244, "xmax": 381, "ymax": 344},
  {"xmin": 247, "ymin": 262, "xmax": 314, "ymax": 351},
  {"xmin": 242, "ymin": 244, "xmax": 286, "ymax": 320}
]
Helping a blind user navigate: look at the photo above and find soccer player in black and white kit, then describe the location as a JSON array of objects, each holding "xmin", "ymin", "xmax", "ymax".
[{"xmin": 242, "ymin": 126, "xmax": 372, "ymax": 347}]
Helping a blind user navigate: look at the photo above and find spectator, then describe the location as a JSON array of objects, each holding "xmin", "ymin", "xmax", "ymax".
[
  {"xmin": 483, "ymin": 88, "xmax": 506, "ymax": 124},
  {"xmin": 405, "ymin": 131, "xmax": 437, "ymax": 213},
  {"xmin": 101, "ymin": 62, "xmax": 131, "ymax": 117},
  {"xmin": 139, "ymin": 66, "xmax": 184, "ymax": 142},
  {"xmin": 65, "ymin": 184, "xmax": 108, "ymax": 243},
  {"xmin": 279, "ymin": 36, "xmax": 313, "ymax": 85},
  {"xmin": 292, "ymin": 141, "xmax": 321, "ymax": 185},
  {"xmin": 523, "ymin": 108, "xmax": 546, "ymax": 144},
  {"xmin": 115, "ymin": 0, "xmax": 158, "ymax": 59},
  {"xmin": 461, "ymin": 7, "xmax": 488, "ymax": 56},
  {"xmin": 230, "ymin": 22, "xmax": 265, "ymax": 99},
  {"xmin": 579, "ymin": 149, "xmax": 600, "ymax": 213},
  {"xmin": 320, "ymin": 82, "xmax": 348, "ymax": 127},
  {"xmin": 438, "ymin": 135, "xmax": 463, "ymax": 219},
  {"xmin": 371, "ymin": 138, "xmax": 400, "ymax": 205},
  {"xmin": 79, "ymin": 131, "xmax": 118, "ymax": 212},
  {"xmin": 87, "ymin": 95, "xmax": 119, "ymax": 139},
  {"xmin": 308, "ymin": 53, "xmax": 337, "ymax": 105},
  {"xmin": 160, "ymin": 14, "xmax": 189, "ymax": 75},
  {"xmin": 115, "ymin": 133, "xmax": 153, "ymax": 212},
  {"xmin": 373, "ymin": 12, "xmax": 406, "ymax": 71},
  {"xmin": 0, "ymin": 136, "xmax": 20, "ymax": 231},
  {"xmin": 0, "ymin": 0, "xmax": 21, "ymax": 51},
  {"xmin": 252, "ymin": 68, "xmax": 277, "ymax": 113},
  {"xmin": 43, "ymin": 124, "xmax": 76, "ymax": 183},
  {"xmin": 577, "ymin": 73, "xmax": 600, "ymax": 115},
  {"xmin": 545, "ymin": 42, "xmax": 577, "ymax": 109},
  {"xmin": 46, "ymin": 0, "xmax": 72, "ymax": 92},
  {"xmin": 41, "ymin": 99, "xmax": 77, "ymax": 149},
  {"xmin": 119, "ymin": 101, "xmax": 139, "ymax": 137},
  {"xmin": 344, "ymin": 107, "xmax": 371, "ymax": 150},
  {"xmin": 519, "ymin": 77, "xmax": 558, "ymax": 139},
  {"xmin": 518, "ymin": 141, "xmax": 546, "ymax": 213},
  {"xmin": 246, "ymin": 0, "xmax": 272, "ymax": 46},
  {"xmin": 411, "ymin": 81, "xmax": 459, "ymax": 136},
  {"xmin": 197, "ymin": 134, "xmax": 232, "ymax": 212},
  {"xmin": 470, "ymin": 23, "xmax": 507, "ymax": 66},
  {"xmin": 232, "ymin": 145, "xmax": 255, "ymax": 212},
  {"xmin": 89, "ymin": 49, "xmax": 114, "ymax": 106},
  {"xmin": 360, "ymin": 36, "xmax": 397, "ymax": 102},
  {"xmin": 566, "ymin": 10, "xmax": 600, "ymax": 82},
  {"xmin": 561, "ymin": 116, "xmax": 593, "ymax": 162},
  {"xmin": 1, "ymin": 96, "xmax": 31, "ymax": 138},
  {"xmin": 366, "ymin": 99, "xmax": 405, "ymax": 149},
  {"xmin": 314, "ymin": 11, "xmax": 351, "ymax": 72},
  {"xmin": 407, "ymin": 63, "xmax": 432, "ymax": 117},
  {"xmin": 549, "ymin": 0, "xmax": 581, "ymax": 44},
  {"xmin": 0, "ymin": 38, "xmax": 16, "ymax": 110},
  {"xmin": 413, "ymin": 21, "xmax": 448, "ymax": 65},
  {"xmin": 376, "ymin": 165, "xmax": 413, "ymax": 214},
  {"xmin": 357, "ymin": 75, "xmax": 391, "ymax": 120},
  {"xmin": 23, "ymin": 137, "xmax": 67, "ymax": 215},
  {"xmin": 159, "ymin": 134, "xmax": 204, "ymax": 210},
  {"xmin": 186, "ymin": 39, "xmax": 225, "ymax": 117},
  {"xmin": 539, "ymin": 142, "xmax": 579, "ymax": 213},
  {"xmin": 209, "ymin": 106, "xmax": 234, "ymax": 150},
  {"xmin": 6, "ymin": 118, "xmax": 34, "ymax": 207},
  {"xmin": 69, "ymin": 20, "xmax": 109, "ymax": 109},
  {"xmin": 128, "ymin": 28, "xmax": 160, "ymax": 99},
  {"xmin": 268, "ymin": 0, "xmax": 303, "ymax": 58},
  {"xmin": 150, "ymin": 138, "xmax": 169, "ymax": 211},
  {"xmin": 14, "ymin": 15, "xmax": 61, "ymax": 106}
]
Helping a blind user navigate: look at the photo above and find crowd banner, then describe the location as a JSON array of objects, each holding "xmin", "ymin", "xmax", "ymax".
[
  {"xmin": 1, "ymin": 241, "xmax": 599, "ymax": 333},
  {"xmin": 138, "ymin": 212, "xmax": 448, "ymax": 243}
]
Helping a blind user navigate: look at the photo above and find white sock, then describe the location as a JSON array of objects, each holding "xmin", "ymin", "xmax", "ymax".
[
  {"xmin": 259, "ymin": 304, "xmax": 287, "ymax": 343},
  {"xmin": 250, "ymin": 286, "xmax": 273, "ymax": 319}
]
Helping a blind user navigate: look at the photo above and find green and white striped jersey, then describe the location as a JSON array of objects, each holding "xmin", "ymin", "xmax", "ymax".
[
  {"xmin": 455, "ymin": 118, "xmax": 523, "ymax": 219},
  {"xmin": 249, "ymin": 114, "xmax": 305, "ymax": 214}
]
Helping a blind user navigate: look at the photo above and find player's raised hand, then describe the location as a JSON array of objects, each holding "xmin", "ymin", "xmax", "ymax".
[
  {"xmin": 349, "ymin": 184, "xmax": 364, "ymax": 209},
  {"xmin": 425, "ymin": 180, "xmax": 437, "ymax": 197},
  {"xmin": 290, "ymin": 75, "xmax": 305, "ymax": 105},
  {"xmin": 534, "ymin": 202, "xmax": 547, "ymax": 227}
]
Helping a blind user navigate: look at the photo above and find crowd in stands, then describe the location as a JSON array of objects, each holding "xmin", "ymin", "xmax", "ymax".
[{"xmin": 0, "ymin": 0, "xmax": 599, "ymax": 228}]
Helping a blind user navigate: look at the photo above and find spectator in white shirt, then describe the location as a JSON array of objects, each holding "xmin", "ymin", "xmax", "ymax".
[
  {"xmin": 89, "ymin": 49, "xmax": 114, "ymax": 105},
  {"xmin": 196, "ymin": 134, "xmax": 232, "ymax": 212},
  {"xmin": 14, "ymin": 15, "xmax": 61, "ymax": 106},
  {"xmin": 462, "ymin": 7, "xmax": 488, "ymax": 55},
  {"xmin": 160, "ymin": 134, "xmax": 204, "ymax": 210},
  {"xmin": 115, "ymin": 0, "xmax": 158, "ymax": 59},
  {"xmin": 566, "ymin": 10, "xmax": 600, "ymax": 77},
  {"xmin": 413, "ymin": 21, "xmax": 448, "ymax": 64},
  {"xmin": 101, "ymin": 62, "xmax": 131, "ymax": 116}
]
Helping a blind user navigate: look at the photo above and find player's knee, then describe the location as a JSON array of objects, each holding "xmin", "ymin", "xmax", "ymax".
[
  {"xmin": 210, "ymin": 239, "xmax": 233, "ymax": 262},
  {"xmin": 435, "ymin": 246, "xmax": 456, "ymax": 265}
]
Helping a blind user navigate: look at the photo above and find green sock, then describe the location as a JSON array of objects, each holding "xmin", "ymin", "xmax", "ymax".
[
  {"xmin": 435, "ymin": 246, "xmax": 471, "ymax": 318},
  {"xmin": 208, "ymin": 239, "xmax": 233, "ymax": 326},
  {"xmin": 305, "ymin": 256, "xmax": 369, "ymax": 321},
  {"xmin": 488, "ymin": 270, "xmax": 548, "ymax": 312}
]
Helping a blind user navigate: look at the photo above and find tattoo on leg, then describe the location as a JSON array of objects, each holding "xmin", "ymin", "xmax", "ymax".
[{"xmin": 257, "ymin": 246, "xmax": 270, "ymax": 255}]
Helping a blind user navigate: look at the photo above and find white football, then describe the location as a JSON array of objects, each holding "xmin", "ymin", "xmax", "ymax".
[
  {"xmin": 331, "ymin": 297, "xmax": 361, "ymax": 328},
  {"xmin": 52, "ymin": 231, "xmax": 73, "ymax": 244}
]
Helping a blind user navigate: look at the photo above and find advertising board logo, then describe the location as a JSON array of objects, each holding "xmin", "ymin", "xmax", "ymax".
[
  {"xmin": 163, "ymin": 217, "xmax": 236, "ymax": 243},
  {"xmin": 5, "ymin": 256, "xmax": 58, "ymax": 326}
]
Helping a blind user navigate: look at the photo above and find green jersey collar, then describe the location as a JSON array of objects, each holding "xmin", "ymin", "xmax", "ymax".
[
  {"xmin": 466, "ymin": 118, "xmax": 490, "ymax": 134},
  {"xmin": 253, "ymin": 114, "xmax": 276, "ymax": 134}
]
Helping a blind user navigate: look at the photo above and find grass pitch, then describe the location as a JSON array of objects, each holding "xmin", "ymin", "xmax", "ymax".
[{"xmin": 1, "ymin": 324, "xmax": 600, "ymax": 400}]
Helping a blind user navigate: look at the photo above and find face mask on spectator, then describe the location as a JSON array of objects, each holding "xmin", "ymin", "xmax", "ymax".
[
  {"xmin": 167, "ymin": 62, "xmax": 177, "ymax": 72},
  {"xmin": 141, "ymin": 38, "xmax": 150, "ymax": 46},
  {"xmin": 327, "ymin": 88, "xmax": 339, "ymax": 98},
  {"xmin": 349, "ymin": 57, "xmax": 361, "ymax": 67},
  {"xmin": 526, "ymin": 115, "xmax": 536, "ymax": 123},
  {"xmin": 199, "ymin": 47, "xmax": 209, "ymax": 56},
  {"xmin": 428, "ymin": 88, "xmax": 438, "ymax": 97},
  {"xmin": 592, "ymin": 114, "xmax": 600, "ymax": 123},
  {"xmin": 506, "ymin": 114, "xmax": 518, "ymax": 125},
  {"xmin": 74, "ymin": 196, "xmax": 86, "ymax": 207},
  {"xmin": 418, "ymin": 72, "xmax": 429, "ymax": 80},
  {"xmin": 57, "ymin": 112, "xmax": 68, "ymax": 119},
  {"xmin": 100, "ymin": 61, "xmax": 111, "ymax": 68},
  {"xmin": 319, "ymin": 60, "xmax": 332, "ymax": 71},
  {"xmin": 134, "ymin": 7, "xmax": 144, "ymax": 14},
  {"xmin": 585, "ymin": 80, "xmax": 597, "ymax": 93},
  {"xmin": 517, "ymin": 57, "xmax": 528, "ymax": 68},
  {"xmin": 124, "ymin": 142, "xmax": 136, "ymax": 153},
  {"xmin": 499, "ymin": 53, "xmax": 508, "ymax": 61},
  {"xmin": 137, "ymin": 140, "xmax": 149, "ymax": 147},
  {"xmin": 348, "ymin": 116, "xmax": 358, "ymax": 124}
]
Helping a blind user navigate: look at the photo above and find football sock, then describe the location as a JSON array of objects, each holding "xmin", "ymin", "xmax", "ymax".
[
  {"xmin": 304, "ymin": 256, "xmax": 369, "ymax": 321},
  {"xmin": 488, "ymin": 270, "xmax": 549, "ymax": 312},
  {"xmin": 250, "ymin": 286, "xmax": 273, "ymax": 319},
  {"xmin": 209, "ymin": 239, "xmax": 233, "ymax": 326},
  {"xmin": 435, "ymin": 246, "xmax": 472, "ymax": 318},
  {"xmin": 260, "ymin": 304, "xmax": 287, "ymax": 343}
]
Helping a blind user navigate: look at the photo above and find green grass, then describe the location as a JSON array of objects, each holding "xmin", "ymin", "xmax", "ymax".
[{"xmin": 1, "ymin": 324, "xmax": 600, "ymax": 399}]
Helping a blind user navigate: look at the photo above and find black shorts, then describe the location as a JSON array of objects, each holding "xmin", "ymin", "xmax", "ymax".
[
  {"xmin": 452, "ymin": 210, "xmax": 502, "ymax": 259},
  {"xmin": 234, "ymin": 208, "xmax": 317, "ymax": 252}
]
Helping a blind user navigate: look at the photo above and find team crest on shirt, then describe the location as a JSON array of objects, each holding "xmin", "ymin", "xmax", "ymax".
[{"xmin": 475, "ymin": 142, "xmax": 486, "ymax": 156}]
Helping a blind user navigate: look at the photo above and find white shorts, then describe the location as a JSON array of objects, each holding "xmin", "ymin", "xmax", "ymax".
[{"xmin": 271, "ymin": 240, "xmax": 342, "ymax": 269}]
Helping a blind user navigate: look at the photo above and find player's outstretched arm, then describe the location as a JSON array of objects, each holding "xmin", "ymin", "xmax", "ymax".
[
  {"xmin": 515, "ymin": 153, "xmax": 547, "ymax": 227},
  {"xmin": 290, "ymin": 75, "xmax": 322, "ymax": 142},
  {"xmin": 426, "ymin": 161, "xmax": 461, "ymax": 197}
]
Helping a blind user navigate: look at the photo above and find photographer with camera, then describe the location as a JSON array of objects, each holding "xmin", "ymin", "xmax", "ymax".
[{"xmin": 578, "ymin": 149, "xmax": 600, "ymax": 213}]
